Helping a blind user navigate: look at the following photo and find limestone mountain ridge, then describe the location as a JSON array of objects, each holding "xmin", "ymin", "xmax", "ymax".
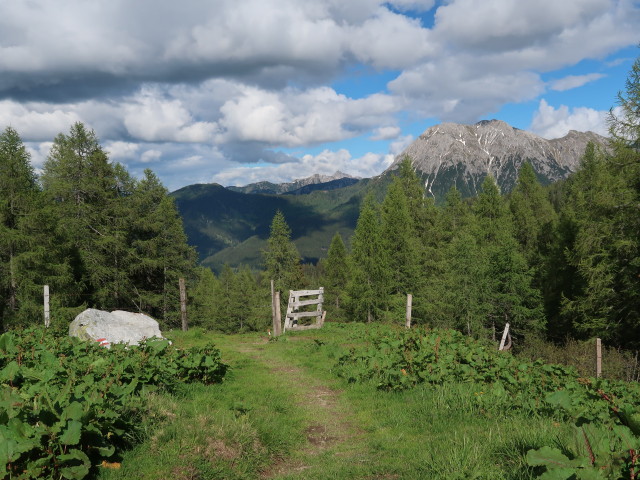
[{"xmin": 389, "ymin": 119, "xmax": 608, "ymax": 197}]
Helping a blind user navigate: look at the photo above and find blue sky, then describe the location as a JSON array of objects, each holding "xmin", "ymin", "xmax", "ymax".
[{"xmin": 0, "ymin": 0, "xmax": 638, "ymax": 191}]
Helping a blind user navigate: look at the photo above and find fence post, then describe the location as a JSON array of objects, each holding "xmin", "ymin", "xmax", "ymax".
[
  {"xmin": 275, "ymin": 291, "xmax": 282, "ymax": 336},
  {"xmin": 405, "ymin": 294, "xmax": 412, "ymax": 329},
  {"xmin": 499, "ymin": 323, "xmax": 510, "ymax": 351},
  {"xmin": 179, "ymin": 278, "xmax": 188, "ymax": 332},
  {"xmin": 271, "ymin": 280, "xmax": 277, "ymax": 335},
  {"xmin": 44, "ymin": 285, "xmax": 50, "ymax": 328},
  {"xmin": 596, "ymin": 338, "xmax": 602, "ymax": 378}
]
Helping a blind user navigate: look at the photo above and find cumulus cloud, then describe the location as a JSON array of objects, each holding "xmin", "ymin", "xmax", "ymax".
[
  {"xmin": 387, "ymin": 0, "xmax": 436, "ymax": 12},
  {"xmin": 371, "ymin": 126, "xmax": 402, "ymax": 140},
  {"xmin": 389, "ymin": 134, "xmax": 415, "ymax": 155},
  {"xmin": 211, "ymin": 148, "xmax": 394, "ymax": 186},
  {"xmin": 217, "ymin": 85, "xmax": 400, "ymax": 147},
  {"xmin": 1, "ymin": 0, "xmax": 639, "ymax": 189},
  {"xmin": 25, "ymin": 142, "xmax": 53, "ymax": 170},
  {"xmin": 530, "ymin": 99, "xmax": 610, "ymax": 139},
  {"xmin": 550, "ymin": 73, "xmax": 606, "ymax": 91}
]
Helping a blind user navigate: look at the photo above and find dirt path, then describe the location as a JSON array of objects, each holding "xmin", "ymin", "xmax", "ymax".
[{"xmin": 229, "ymin": 338, "xmax": 370, "ymax": 479}]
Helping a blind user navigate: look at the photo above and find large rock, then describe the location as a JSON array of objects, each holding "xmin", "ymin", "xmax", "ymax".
[{"xmin": 69, "ymin": 308, "xmax": 163, "ymax": 347}]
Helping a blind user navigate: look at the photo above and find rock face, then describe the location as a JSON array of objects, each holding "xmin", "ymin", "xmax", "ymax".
[
  {"xmin": 69, "ymin": 309, "xmax": 163, "ymax": 347},
  {"xmin": 389, "ymin": 120, "xmax": 608, "ymax": 199}
]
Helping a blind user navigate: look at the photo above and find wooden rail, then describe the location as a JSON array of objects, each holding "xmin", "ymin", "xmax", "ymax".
[{"xmin": 283, "ymin": 288, "xmax": 325, "ymax": 332}]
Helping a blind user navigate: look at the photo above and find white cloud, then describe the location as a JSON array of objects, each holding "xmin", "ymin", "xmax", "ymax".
[
  {"xmin": 140, "ymin": 149, "xmax": 162, "ymax": 164},
  {"xmin": 348, "ymin": 8, "xmax": 435, "ymax": 69},
  {"xmin": 550, "ymin": 73, "xmax": 606, "ymax": 91},
  {"xmin": 1, "ymin": 0, "xmax": 639, "ymax": 189},
  {"xmin": 0, "ymin": 101, "xmax": 82, "ymax": 141},
  {"xmin": 123, "ymin": 88, "xmax": 218, "ymax": 143},
  {"xmin": 389, "ymin": 134, "xmax": 414, "ymax": 155},
  {"xmin": 530, "ymin": 99, "xmax": 609, "ymax": 139},
  {"xmin": 371, "ymin": 126, "xmax": 402, "ymax": 140},
  {"xmin": 389, "ymin": 59, "xmax": 545, "ymax": 122},
  {"xmin": 211, "ymin": 148, "xmax": 394, "ymax": 186},
  {"xmin": 387, "ymin": 0, "xmax": 436, "ymax": 12},
  {"xmin": 25, "ymin": 141, "xmax": 53, "ymax": 169},
  {"xmin": 105, "ymin": 141, "xmax": 140, "ymax": 161},
  {"xmin": 217, "ymin": 85, "xmax": 400, "ymax": 147}
]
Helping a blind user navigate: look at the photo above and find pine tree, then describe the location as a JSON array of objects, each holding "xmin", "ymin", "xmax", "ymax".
[
  {"xmin": 509, "ymin": 162, "xmax": 558, "ymax": 264},
  {"xmin": 128, "ymin": 169, "xmax": 197, "ymax": 327},
  {"xmin": 214, "ymin": 264, "xmax": 239, "ymax": 332},
  {"xmin": 474, "ymin": 176, "xmax": 545, "ymax": 338},
  {"xmin": 189, "ymin": 266, "xmax": 219, "ymax": 329},
  {"xmin": 0, "ymin": 127, "xmax": 40, "ymax": 327},
  {"xmin": 345, "ymin": 194, "xmax": 387, "ymax": 322},
  {"xmin": 324, "ymin": 232, "xmax": 349, "ymax": 317},
  {"xmin": 41, "ymin": 123, "xmax": 118, "ymax": 308},
  {"xmin": 235, "ymin": 265, "xmax": 267, "ymax": 331},
  {"xmin": 380, "ymin": 177, "xmax": 421, "ymax": 298},
  {"xmin": 560, "ymin": 138, "xmax": 640, "ymax": 345},
  {"xmin": 263, "ymin": 210, "xmax": 302, "ymax": 294}
]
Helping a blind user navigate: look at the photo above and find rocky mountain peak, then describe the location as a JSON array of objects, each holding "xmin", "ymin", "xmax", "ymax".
[{"xmin": 389, "ymin": 120, "xmax": 607, "ymax": 198}]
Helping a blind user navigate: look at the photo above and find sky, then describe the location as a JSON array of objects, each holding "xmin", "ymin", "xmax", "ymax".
[{"xmin": 1, "ymin": 0, "xmax": 639, "ymax": 191}]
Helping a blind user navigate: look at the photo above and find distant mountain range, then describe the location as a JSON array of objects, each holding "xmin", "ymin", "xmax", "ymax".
[
  {"xmin": 171, "ymin": 120, "xmax": 608, "ymax": 271},
  {"xmin": 227, "ymin": 171, "xmax": 360, "ymax": 195}
]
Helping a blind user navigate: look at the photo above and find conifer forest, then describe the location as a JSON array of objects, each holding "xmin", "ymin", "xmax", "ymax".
[{"xmin": 0, "ymin": 55, "xmax": 639, "ymax": 354}]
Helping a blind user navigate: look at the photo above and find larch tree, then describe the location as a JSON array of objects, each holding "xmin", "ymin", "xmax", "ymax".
[
  {"xmin": 263, "ymin": 210, "xmax": 303, "ymax": 295},
  {"xmin": 345, "ymin": 194, "xmax": 387, "ymax": 322},
  {"xmin": 128, "ymin": 169, "xmax": 197, "ymax": 327},
  {"xmin": 474, "ymin": 176, "xmax": 545, "ymax": 338},
  {"xmin": 41, "ymin": 123, "xmax": 119, "ymax": 309},
  {"xmin": 0, "ymin": 127, "xmax": 40, "ymax": 327},
  {"xmin": 324, "ymin": 232, "xmax": 349, "ymax": 313}
]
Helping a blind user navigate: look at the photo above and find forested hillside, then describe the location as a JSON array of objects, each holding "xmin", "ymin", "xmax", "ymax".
[{"xmin": 0, "ymin": 123, "xmax": 196, "ymax": 330}]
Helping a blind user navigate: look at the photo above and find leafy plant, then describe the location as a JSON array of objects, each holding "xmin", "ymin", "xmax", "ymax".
[{"xmin": 0, "ymin": 327, "xmax": 227, "ymax": 479}]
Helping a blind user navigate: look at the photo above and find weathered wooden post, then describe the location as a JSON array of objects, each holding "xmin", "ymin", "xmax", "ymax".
[
  {"xmin": 274, "ymin": 291, "xmax": 282, "ymax": 336},
  {"xmin": 179, "ymin": 277, "xmax": 188, "ymax": 332},
  {"xmin": 596, "ymin": 338, "xmax": 602, "ymax": 378},
  {"xmin": 405, "ymin": 294, "xmax": 412, "ymax": 329},
  {"xmin": 271, "ymin": 280, "xmax": 278, "ymax": 336},
  {"xmin": 44, "ymin": 285, "xmax": 50, "ymax": 328},
  {"xmin": 499, "ymin": 323, "xmax": 510, "ymax": 351}
]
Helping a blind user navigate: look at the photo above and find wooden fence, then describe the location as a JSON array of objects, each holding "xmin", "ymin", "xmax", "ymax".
[{"xmin": 283, "ymin": 288, "xmax": 325, "ymax": 333}]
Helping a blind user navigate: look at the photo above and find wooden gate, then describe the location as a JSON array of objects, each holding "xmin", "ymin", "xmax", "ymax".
[{"xmin": 283, "ymin": 288, "xmax": 325, "ymax": 332}]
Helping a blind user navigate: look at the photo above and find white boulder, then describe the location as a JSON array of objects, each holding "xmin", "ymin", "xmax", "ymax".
[{"xmin": 69, "ymin": 308, "xmax": 163, "ymax": 347}]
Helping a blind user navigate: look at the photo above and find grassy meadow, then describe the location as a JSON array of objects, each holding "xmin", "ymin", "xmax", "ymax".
[{"xmin": 98, "ymin": 324, "xmax": 575, "ymax": 480}]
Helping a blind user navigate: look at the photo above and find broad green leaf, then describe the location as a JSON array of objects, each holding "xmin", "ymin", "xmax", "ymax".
[
  {"xmin": 62, "ymin": 401, "xmax": 84, "ymax": 422},
  {"xmin": 538, "ymin": 468, "xmax": 577, "ymax": 480},
  {"xmin": 58, "ymin": 449, "xmax": 90, "ymax": 480},
  {"xmin": 545, "ymin": 390, "xmax": 573, "ymax": 411},
  {"xmin": 0, "ymin": 361, "xmax": 20, "ymax": 382},
  {"xmin": 60, "ymin": 420, "xmax": 82, "ymax": 445},
  {"xmin": 526, "ymin": 446, "xmax": 574, "ymax": 468}
]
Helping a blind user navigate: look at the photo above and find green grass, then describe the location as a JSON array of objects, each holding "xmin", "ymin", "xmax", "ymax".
[{"xmin": 97, "ymin": 324, "xmax": 572, "ymax": 479}]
